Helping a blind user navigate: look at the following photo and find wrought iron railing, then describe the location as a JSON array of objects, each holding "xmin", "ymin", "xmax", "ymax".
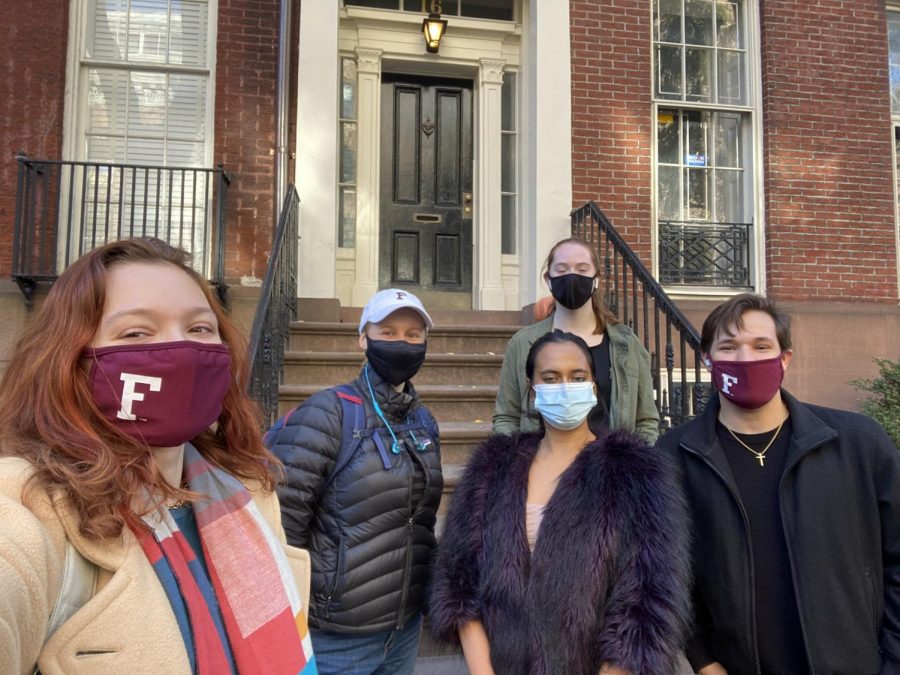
[
  {"xmin": 572, "ymin": 202, "xmax": 708, "ymax": 429},
  {"xmin": 12, "ymin": 154, "xmax": 230, "ymax": 304},
  {"xmin": 658, "ymin": 219, "xmax": 752, "ymax": 287},
  {"xmin": 248, "ymin": 185, "xmax": 300, "ymax": 427}
]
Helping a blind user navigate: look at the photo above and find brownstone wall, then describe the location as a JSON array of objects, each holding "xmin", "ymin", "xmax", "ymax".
[
  {"xmin": 761, "ymin": 0, "xmax": 898, "ymax": 302},
  {"xmin": 569, "ymin": 0, "xmax": 654, "ymax": 263},
  {"xmin": 0, "ymin": 2, "xmax": 69, "ymax": 276}
]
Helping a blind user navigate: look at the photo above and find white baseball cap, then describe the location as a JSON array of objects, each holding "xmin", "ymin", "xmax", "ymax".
[{"xmin": 358, "ymin": 288, "xmax": 433, "ymax": 334}]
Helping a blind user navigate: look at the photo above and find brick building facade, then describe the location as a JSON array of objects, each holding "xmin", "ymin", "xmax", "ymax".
[{"xmin": 1, "ymin": 0, "xmax": 898, "ymax": 407}]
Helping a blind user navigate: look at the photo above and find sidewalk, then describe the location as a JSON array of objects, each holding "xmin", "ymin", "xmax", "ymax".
[
  {"xmin": 413, "ymin": 653, "xmax": 695, "ymax": 674},
  {"xmin": 413, "ymin": 655, "xmax": 468, "ymax": 674}
]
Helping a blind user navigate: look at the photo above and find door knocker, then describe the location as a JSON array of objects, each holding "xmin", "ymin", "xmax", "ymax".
[{"xmin": 422, "ymin": 117, "xmax": 435, "ymax": 137}]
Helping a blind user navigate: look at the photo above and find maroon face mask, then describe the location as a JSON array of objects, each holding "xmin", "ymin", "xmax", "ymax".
[
  {"xmin": 83, "ymin": 340, "xmax": 232, "ymax": 447},
  {"xmin": 709, "ymin": 354, "xmax": 785, "ymax": 409}
]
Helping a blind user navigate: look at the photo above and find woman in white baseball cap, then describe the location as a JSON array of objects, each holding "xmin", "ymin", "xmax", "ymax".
[{"xmin": 264, "ymin": 288, "xmax": 442, "ymax": 675}]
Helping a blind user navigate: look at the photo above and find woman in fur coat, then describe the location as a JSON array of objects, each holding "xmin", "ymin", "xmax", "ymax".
[{"xmin": 429, "ymin": 331, "xmax": 690, "ymax": 675}]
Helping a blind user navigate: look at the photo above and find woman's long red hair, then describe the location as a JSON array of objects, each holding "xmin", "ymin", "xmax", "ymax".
[{"xmin": 0, "ymin": 238, "xmax": 278, "ymax": 539}]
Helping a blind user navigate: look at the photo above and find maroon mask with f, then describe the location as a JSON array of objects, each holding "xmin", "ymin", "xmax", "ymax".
[
  {"xmin": 83, "ymin": 340, "xmax": 232, "ymax": 447},
  {"xmin": 709, "ymin": 354, "xmax": 785, "ymax": 409}
]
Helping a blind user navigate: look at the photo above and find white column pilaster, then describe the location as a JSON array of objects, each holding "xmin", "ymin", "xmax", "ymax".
[
  {"xmin": 295, "ymin": 0, "xmax": 339, "ymax": 298},
  {"xmin": 520, "ymin": 0, "xmax": 572, "ymax": 306},
  {"xmin": 475, "ymin": 58, "xmax": 508, "ymax": 310},
  {"xmin": 351, "ymin": 47, "xmax": 383, "ymax": 306}
]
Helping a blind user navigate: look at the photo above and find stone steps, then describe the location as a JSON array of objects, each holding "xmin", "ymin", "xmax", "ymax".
[
  {"xmin": 283, "ymin": 351, "xmax": 504, "ymax": 386},
  {"xmin": 289, "ymin": 321, "xmax": 519, "ymax": 355},
  {"xmin": 278, "ymin": 383, "xmax": 498, "ymax": 422},
  {"xmin": 280, "ymin": 313, "xmax": 520, "ymax": 499}
]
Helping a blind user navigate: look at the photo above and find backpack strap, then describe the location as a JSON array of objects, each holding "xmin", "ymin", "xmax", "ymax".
[{"xmin": 322, "ymin": 385, "xmax": 374, "ymax": 489}]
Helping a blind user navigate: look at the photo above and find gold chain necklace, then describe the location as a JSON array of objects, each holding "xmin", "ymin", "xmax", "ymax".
[
  {"xmin": 166, "ymin": 481, "xmax": 192, "ymax": 509},
  {"xmin": 725, "ymin": 419, "xmax": 786, "ymax": 467}
]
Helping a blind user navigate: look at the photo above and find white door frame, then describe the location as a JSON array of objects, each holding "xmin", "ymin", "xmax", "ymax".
[{"xmin": 294, "ymin": 1, "xmax": 573, "ymax": 309}]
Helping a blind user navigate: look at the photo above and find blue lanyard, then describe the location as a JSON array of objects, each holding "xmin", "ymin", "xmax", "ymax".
[{"xmin": 364, "ymin": 364, "xmax": 431, "ymax": 454}]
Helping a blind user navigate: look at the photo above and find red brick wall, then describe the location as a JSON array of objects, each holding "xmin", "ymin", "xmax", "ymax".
[
  {"xmin": 570, "ymin": 0, "xmax": 654, "ymax": 263},
  {"xmin": 0, "ymin": 2, "xmax": 69, "ymax": 276},
  {"xmin": 214, "ymin": 0, "xmax": 282, "ymax": 282},
  {"xmin": 761, "ymin": 1, "xmax": 898, "ymax": 302}
]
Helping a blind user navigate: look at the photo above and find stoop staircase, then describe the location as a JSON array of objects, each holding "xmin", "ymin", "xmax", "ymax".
[{"xmin": 278, "ymin": 308, "xmax": 526, "ymax": 525}]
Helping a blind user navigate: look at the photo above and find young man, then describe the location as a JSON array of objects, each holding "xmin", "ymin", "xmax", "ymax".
[
  {"xmin": 265, "ymin": 289, "xmax": 442, "ymax": 675},
  {"xmin": 658, "ymin": 293, "xmax": 900, "ymax": 675}
]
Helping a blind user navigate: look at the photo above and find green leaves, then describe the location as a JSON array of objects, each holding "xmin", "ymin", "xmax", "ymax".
[{"xmin": 853, "ymin": 358, "xmax": 900, "ymax": 447}]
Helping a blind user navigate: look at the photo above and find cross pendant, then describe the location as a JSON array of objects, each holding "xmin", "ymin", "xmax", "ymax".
[{"xmin": 756, "ymin": 453, "xmax": 765, "ymax": 467}]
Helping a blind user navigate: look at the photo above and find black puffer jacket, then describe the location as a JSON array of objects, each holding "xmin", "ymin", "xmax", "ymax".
[{"xmin": 266, "ymin": 365, "xmax": 443, "ymax": 633}]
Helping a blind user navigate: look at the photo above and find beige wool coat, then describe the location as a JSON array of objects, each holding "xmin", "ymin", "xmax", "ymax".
[{"xmin": 0, "ymin": 456, "xmax": 311, "ymax": 675}]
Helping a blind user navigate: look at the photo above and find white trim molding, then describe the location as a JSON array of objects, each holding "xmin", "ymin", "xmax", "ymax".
[
  {"xmin": 350, "ymin": 47, "xmax": 383, "ymax": 306},
  {"xmin": 475, "ymin": 57, "xmax": 508, "ymax": 309},
  {"xmin": 295, "ymin": 0, "xmax": 340, "ymax": 298}
]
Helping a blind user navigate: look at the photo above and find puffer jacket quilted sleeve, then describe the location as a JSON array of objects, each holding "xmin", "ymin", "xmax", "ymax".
[{"xmin": 266, "ymin": 389, "xmax": 343, "ymax": 549}]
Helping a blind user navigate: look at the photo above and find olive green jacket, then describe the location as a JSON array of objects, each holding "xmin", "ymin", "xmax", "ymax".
[{"xmin": 492, "ymin": 317, "xmax": 660, "ymax": 443}]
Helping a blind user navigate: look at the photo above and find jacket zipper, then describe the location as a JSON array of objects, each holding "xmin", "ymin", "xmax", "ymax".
[
  {"xmin": 777, "ymin": 431, "xmax": 837, "ymax": 674},
  {"xmin": 396, "ymin": 441, "xmax": 417, "ymax": 630},
  {"xmin": 324, "ymin": 534, "xmax": 345, "ymax": 619},
  {"xmin": 680, "ymin": 442, "xmax": 763, "ymax": 674}
]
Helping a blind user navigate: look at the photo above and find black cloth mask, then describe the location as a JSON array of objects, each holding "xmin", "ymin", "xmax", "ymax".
[
  {"xmin": 548, "ymin": 273, "xmax": 596, "ymax": 310},
  {"xmin": 365, "ymin": 338, "xmax": 427, "ymax": 386}
]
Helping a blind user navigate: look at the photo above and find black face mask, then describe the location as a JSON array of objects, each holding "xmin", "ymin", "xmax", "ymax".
[
  {"xmin": 365, "ymin": 338, "xmax": 427, "ymax": 386},
  {"xmin": 548, "ymin": 273, "xmax": 596, "ymax": 310}
]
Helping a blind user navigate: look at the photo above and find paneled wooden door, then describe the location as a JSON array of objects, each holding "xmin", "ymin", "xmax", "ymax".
[{"xmin": 379, "ymin": 74, "xmax": 473, "ymax": 302}]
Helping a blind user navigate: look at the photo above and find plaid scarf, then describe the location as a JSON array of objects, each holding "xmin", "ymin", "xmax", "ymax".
[{"xmin": 130, "ymin": 445, "xmax": 317, "ymax": 675}]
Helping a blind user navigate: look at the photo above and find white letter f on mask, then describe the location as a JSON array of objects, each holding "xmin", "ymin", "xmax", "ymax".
[{"xmin": 117, "ymin": 373, "xmax": 162, "ymax": 420}]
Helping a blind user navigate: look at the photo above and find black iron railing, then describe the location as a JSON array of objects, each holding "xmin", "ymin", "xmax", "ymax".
[
  {"xmin": 572, "ymin": 202, "xmax": 708, "ymax": 429},
  {"xmin": 12, "ymin": 154, "xmax": 230, "ymax": 304},
  {"xmin": 248, "ymin": 185, "xmax": 300, "ymax": 427},
  {"xmin": 659, "ymin": 220, "xmax": 752, "ymax": 287}
]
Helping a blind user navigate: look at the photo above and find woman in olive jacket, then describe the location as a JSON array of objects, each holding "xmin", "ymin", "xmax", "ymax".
[{"xmin": 493, "ymin": 238, "xmax": 659, "ymax": 443}]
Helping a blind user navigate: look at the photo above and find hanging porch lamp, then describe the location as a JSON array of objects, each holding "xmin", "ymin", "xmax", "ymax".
[{"xmin": 422, "ymin": 2, "xmax": 447, "ymax": 54}]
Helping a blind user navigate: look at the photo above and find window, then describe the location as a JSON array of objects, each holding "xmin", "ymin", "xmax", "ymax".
[
  {"xmin": 889, "ymin": 9, "xmax": 900, "ymax": 114},
  {"xmin": 653, "ymin": 0, "xmax": 755, "ymax": 288},
  {"xmin": 84, "ymin": 0, "xmax": 211, "ymax": 167},
  {"xmin": 344, "ymin": 0, "xmax": 514, "ymax": 21},
  {"xmin": 501, "ymin": 72, "xmax": 517, "ymax": 254},
  {"xmin": 76, "ymin": 0, "xmax": 215, "ymax": 254},
  {"xmin": 888, "ymin": 8, "xmax": 900, "ymax": 260},
  {"xmin": 338, "ymin": 57, "xmax": 358, "ymax": 248}
]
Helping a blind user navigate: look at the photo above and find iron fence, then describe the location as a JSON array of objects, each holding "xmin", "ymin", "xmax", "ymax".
[
  {"xmin": 12, "ymin": 154, "xmax": 230, "ymax": 304},
  {"xmin": 571, "ymin": 202, "xmax": 709, "ymax": 430},
  {"xmin": 658, "ymin": 220, "xmax": 752, "ymax": 287},
  {"xmin": 248, "ymin": 186, "xmax": 300, "ymax": 427}
]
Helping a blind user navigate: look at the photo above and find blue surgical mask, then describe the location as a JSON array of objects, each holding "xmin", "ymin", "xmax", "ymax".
[{"xmin": 532, "ymin": 382, "xmax": 597, "ymax": 431}]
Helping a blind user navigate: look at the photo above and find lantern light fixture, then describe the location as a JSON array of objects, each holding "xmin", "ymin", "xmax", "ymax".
[{"xmin": 422, "ymin": 2, "xmax": 447, "ymax": 54}]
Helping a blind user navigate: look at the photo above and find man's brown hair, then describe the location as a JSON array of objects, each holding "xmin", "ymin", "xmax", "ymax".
[{"xmin": 700, "ymin": 293, "xmax": 792, "ymax": 355}]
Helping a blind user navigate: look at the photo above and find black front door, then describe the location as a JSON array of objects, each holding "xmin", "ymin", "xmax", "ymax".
[{"xmin": 379, "ymin": 74, "xmax": 473, "ymax": 303}]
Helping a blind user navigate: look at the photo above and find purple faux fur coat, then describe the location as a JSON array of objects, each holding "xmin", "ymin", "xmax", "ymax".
[{"xmin": 429, "ymin": 431, "xmax": 690, "ymax": 675}]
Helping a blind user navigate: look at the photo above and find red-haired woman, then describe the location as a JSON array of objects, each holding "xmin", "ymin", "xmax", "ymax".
[{"xmin": 0, "ymin": 239, "xmax": 316, "ymax": 675}]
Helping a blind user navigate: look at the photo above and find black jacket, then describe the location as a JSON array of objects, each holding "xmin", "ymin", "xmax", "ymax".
[
  {"xmin": 658, "ymin": 391, "xmax": 900, "ymax": 675},
  {"xmin": 266, "ymin": 365, "xmax": 443, "ymax": 633}
]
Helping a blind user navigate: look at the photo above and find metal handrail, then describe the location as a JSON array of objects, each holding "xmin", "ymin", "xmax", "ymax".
[
  {"xmin": 571, "ymin": 201, "xmax": 707, "ymax": 429},
  {"xmin": 248, "ymin": 185, "xmax": 300, "ymax": 427},
  {"xmin": 12, "ymin": 153, "xmax": 230, "ymax": 305}
]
